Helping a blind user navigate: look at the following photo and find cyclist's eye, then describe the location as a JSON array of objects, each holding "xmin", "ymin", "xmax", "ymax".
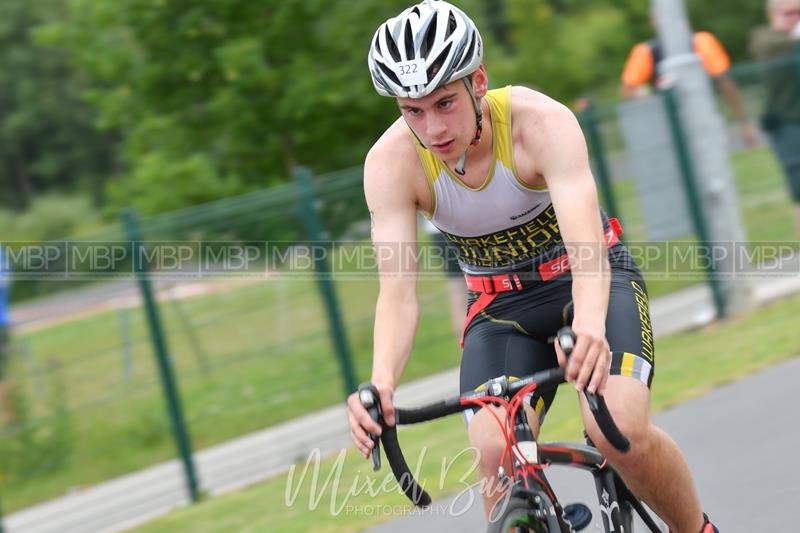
[
  {"xmin": 439, "ymin": 100, "xmax": 453, "ymax": 110},
  {"xmin": 406, "ymin": 108, "xmax": 422, "ymax": 117}
]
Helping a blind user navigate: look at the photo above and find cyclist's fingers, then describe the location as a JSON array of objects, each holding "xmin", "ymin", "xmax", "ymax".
[
  {"xmin": 566, "ymin": 338, "xmax": 588, "ymax": 381},
  {"xmin": 347, "ymin": 393, "xmax": 382, "ymax": 436},
  {"xmin": 377, "ymin": 388, "xmax": 396, "ymax": 427},
  {"xmin": 574, "ymin": 345, "xmax": 598, "ymax": 391},
  {"xmin": 350, "ymin": 429, "xmax": 371, "ymax": 458},
  {"xmin": 349, "ymin": 415, "xmax": 378, "ymax": 457},
  {"xmin": 347, "ymin": 410, "xmax": 371, "ymax": 446},
  {"xmin": 587, "ymin": 347, "xmax": 611, "ymax": 395}
]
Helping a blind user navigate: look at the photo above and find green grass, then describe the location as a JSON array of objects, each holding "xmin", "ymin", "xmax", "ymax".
[
  {"xmin": 129, "ymin": 292, "xmax": 800, "ymax": 533},
  {"xmin": 0, "ymin": 276, "xmax": 462, "ymax": 511}
]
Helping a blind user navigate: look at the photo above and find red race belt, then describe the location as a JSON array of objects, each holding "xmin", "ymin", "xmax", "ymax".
[{"xmin": 459, "ymin": 218, "xmax": 623, "ymax": 348}]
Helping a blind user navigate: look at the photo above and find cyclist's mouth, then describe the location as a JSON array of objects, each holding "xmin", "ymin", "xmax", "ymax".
[{"xmin": 431, "ymin": 140, "xmax": 454, "ymax": 153}]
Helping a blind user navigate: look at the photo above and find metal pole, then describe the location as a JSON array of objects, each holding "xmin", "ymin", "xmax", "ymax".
[
  {"xmin": 121, "ymin": 209, "xmax": 200, "ymax": 503},
  {"xmin": 294, "ymin": 167, "xmax": 358, "ymax": 397},
  {"xmin": 581, "ymin": 101, "xmax": 622, "ymax": 221},
  {"xmin": 795, "ymin": 41, "xmax": 800, "ymax": 72},
  {"xmin": 120, "ymin": 307, "xmax": 133, "ymax": 382},
  {"xmin": 663, "ymin": 88, "xmax": 726, "ymax": 318},
  {"xmin": 652, "ymin": 0, "xmax": 753, "ymax": 314}
]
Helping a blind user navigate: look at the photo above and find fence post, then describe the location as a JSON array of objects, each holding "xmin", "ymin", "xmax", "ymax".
[
  {"xmin": 294, "ymin": 167, "xmax": 358, "ymax": 397},
  {"xmin": 795, "ymin": 41, "xmax": 800, "ymax": 72},
  {"xmin": 581, "ymin": 100, "xmax": 622, "ymax": 220},
  {"xmin": 121, "ymin": 209, "xmax": 200, "ymax": 503},
  {"xmin": 662, "ymin": 88, "xmax": 726, "ymax": 318}
]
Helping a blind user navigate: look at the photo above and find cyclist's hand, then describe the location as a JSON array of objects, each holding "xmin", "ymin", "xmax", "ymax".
[
  {"xmin": 346, "ymin": 384, "xmax": 395, "ymax": 459},
  {"xmin": 555, "ymin": 325, "xmax": 611, "ymax": 395}
]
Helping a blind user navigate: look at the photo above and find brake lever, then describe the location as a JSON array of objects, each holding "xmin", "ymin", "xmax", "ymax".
[
  {"xmin": 557, "ymin": 327, "xmax": 599, "ymax": 406},
  {"xmin": 556, "ymin": 326, "xmax": 576, "ymax": 355},
  {"xmin": 358, "ymin": 383, "xmax": 382, "ymax": 471}
]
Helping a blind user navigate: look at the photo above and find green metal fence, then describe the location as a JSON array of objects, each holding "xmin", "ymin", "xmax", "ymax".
[
  {"xmin": 0, "ymin": 166, "xmax": 462, "ymax": 520},
  {"xmin": 578, "ymin": 51, "xmax": 799, "ymax": 303}
]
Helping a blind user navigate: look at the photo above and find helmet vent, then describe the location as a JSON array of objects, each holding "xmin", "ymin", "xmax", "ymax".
[
  {"xmin": 460, "ymin": 34, "xmax": 476, "ymax": 70},
  {"xmin": 421, "ymin": 14, "xmax": 437, "ymax": 57},
  {"xmin": 403, "ymin": 20, "xmax": 415, "ymax": 58},
  {"xmin": 427, "ymin": 41, "xmax": 452, "ymax": 82},
  {"xmin": 385, "ymin": 26, "xmax": 402, "ymax": 62},
  {"xmin": 446, "ymin": 11, "xmax": 457, "ymax": 38},
  {"xmin": 377, "ymin": 61, "xmax": 402, "ymax": 88}
]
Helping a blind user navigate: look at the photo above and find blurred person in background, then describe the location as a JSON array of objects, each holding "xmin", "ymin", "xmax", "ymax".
[
  {"xmin": 749, "ymin": 0, "xmax": 800, "ymax": 237},
  {"xmin": 621, "ymin": 18, "xmax": 758, "ymax": 148},
  {"xmin": 0, "ymin": 243, "xmax": 13, "ymax": 423}
]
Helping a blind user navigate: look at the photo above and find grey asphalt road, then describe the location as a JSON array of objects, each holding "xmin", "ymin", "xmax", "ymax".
[{"xmin": 366, "ymin": 357, "xmax": 800, "ymax": 533}]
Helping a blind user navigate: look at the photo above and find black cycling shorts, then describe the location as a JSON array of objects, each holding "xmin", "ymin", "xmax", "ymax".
[{"xmin": 459, "ymin": 244, "xmax": 655, "ymax": 425}]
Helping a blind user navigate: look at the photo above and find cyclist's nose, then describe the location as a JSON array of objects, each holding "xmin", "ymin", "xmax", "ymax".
[{"xmin": 425, "ymin": 114, "xmax": 447, "ymax": 138}]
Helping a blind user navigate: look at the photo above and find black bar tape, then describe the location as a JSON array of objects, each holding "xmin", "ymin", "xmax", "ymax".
[
  {"xmin": 380, "ymin": 425, "xmax": 432, "ymax": 507},
  {"xmin": 395, "ymin": 399, "xmax": 464, "ymax": 424},
  {"xmin": 584, "ymin": 391, "xmax": 631, "ymax": 453}
]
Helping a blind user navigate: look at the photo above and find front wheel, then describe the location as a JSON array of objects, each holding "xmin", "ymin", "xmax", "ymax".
[{"xmin": 487, "ymin": 496, "xmax": 551, "ymax": 533}]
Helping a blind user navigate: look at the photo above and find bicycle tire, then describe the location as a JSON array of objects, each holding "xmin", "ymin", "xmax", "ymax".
[{"xmin": 487, "ymin": 497, "xmax": 551, "ymax": 533}]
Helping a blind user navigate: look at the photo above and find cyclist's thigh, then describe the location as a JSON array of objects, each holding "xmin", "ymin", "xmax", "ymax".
[
  {"xmin": 460, "ymin": 319, "xmax": 558, "ymax": 426},
  {"xmin": 605, "ymin": 265, "xmax": 655, "ymax": 389}
]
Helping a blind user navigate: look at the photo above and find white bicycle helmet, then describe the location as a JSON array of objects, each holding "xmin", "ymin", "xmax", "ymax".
[
  {"xmin": 368, "ymin": 1, "xmax": 484, "ymax": 175},
  {"xmin": 368, "ymin": 0, "xmax": 483, "ymax": 98}
]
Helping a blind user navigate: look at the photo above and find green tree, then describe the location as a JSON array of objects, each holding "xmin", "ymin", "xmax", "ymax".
[
  {"xmin": 490, "ymin": 0, "xmax": 639, "ymax": 102},
  {"xmin": 687, "ymin": 0, "xmax": 768, "ymax": 60},
  {"xmin": 0, "ymin": 0, "xmax": 116, "ymax": 210},
  {"xmin": 44, "ymin": 0, "xmax": 484, "ymax": 215}
]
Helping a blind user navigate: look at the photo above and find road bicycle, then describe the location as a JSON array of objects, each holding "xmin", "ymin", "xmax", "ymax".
[{"xmin": 359, "ymin": 327, "xmax": 663, "ymax": 532}]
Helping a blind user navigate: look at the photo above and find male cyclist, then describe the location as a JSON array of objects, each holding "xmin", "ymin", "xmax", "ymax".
[{"xmin": 347, "ymin": 2, "xmax": 718, "ymax": 532}]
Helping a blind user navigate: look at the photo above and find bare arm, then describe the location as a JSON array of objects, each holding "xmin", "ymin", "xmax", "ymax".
[
  {"xmin": 366, "ymin": 156, "xmax": 420, "ymax": 393},
  {"xmin": 534, "ymin": 101, "xmax": 612, "ymax": 394},
  {"xmin": 347, "ymin": 142, "xmax": 420, "ymax": 457},
  {"xmin": 716, "ymin": 74, "xmax": 758, "ymax": 148}
]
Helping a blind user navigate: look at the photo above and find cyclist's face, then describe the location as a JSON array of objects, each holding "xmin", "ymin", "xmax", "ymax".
[
  {"xmin": 770, "ymin": 0, "xmax": 800, "ymax": 31},
  {"xmin": 396, "ymin": 68, "xmax": 487, "ymax": 157}
]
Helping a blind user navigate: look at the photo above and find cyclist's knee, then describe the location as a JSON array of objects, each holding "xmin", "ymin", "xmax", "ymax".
[
  {"xmin": 467, "ymin": 407, "xmax": 508, "ymax": 469},
  {"xmin": 583, "ymin": 377, "xmax": 652, "ymax": 464},
  {"xmin": 587, "ymin": 416, "xmax": 653, "ymax": 467}
]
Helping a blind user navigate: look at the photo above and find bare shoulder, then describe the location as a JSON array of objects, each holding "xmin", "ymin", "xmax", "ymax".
[
  {"xmin": 509, "ymin": 86, "xmax": 586, "ymax": 176},
  {"xmin": 364, "ymin": 118, "xmax": 428, "ymax": 210},
  {"xmin": 510, "ymin": 86, "xmax": 581, "ymax": 146}
]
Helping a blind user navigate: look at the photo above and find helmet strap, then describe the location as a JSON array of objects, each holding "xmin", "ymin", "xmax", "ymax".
[
  {"xmin": 406, "ymin": 122, "xmax": 428, "ymax": 149},
  {"xmin": 454, "ymin": 76, "xmax": 483, "ymax": 176}
]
